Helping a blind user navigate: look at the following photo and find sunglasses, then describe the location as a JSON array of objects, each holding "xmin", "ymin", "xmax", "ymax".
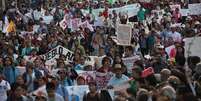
[{"xmin": 58, "ymin": 71, "xmax": 66, "ymax": 74}]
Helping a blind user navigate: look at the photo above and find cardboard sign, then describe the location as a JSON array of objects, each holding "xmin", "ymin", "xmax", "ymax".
[{"xmin": 116, "ymin": 24, "xmax": 132, "ymax": 45}]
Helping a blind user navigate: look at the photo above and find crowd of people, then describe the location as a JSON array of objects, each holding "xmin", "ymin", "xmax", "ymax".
[{"xmin": 0, "ymin": 0, "xmax": 201, "ymax": 101}]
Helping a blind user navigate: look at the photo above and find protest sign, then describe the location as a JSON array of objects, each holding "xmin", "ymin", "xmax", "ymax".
[
  {"xmin": 70, "ymin": 18, "xmax": 81, "ymax": 31},
  {"xmin": 170, "ymin": 4, "xmax": 181, "ymax": 11},
  {"xmin": 59, "ymin": 19, "xmax": 68, "ymax": 30},
  {"xmin": 84, "ymin": 56, "xmax": 97, "ymax": 67},
  {"xmin": 66, "ymin": 85, "xmax": 89, "ymax": 101},
  {"xmin": 188, "ymin": 3, "xmax": 201, "ymax": 15},
  {"xmin": 184, "ymin": 37, "xmax": 201, "ymax": 58},
  {"xmin": 42, "ymin": 16, "xmax": 54, "ymax": 24},
  {"xmin": 41, "ymin": 45, "xmax": 96, "ymax": 67},
  {"xmin": 78, "ymin": 21, "xmax": 94, "ymax": 31},
  {"xmin": 77, "ymin": 70, "xmax": 96, "ymax": 83},
  {"xmin": 122, "ymin": 56, "xmax": 141, "ymax": 73},
  {"xmin": 116, "ymin": 24, "xmax": 132, "ymax": 45},
  {"xmin": 41, "ymin": 45, "xmax": 74, "ymax": 65},
  {"xmin": 96, "ymin": 72, "xmax": 113, "ymax": 89}
]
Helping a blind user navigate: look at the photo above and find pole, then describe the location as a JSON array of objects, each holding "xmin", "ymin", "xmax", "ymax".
[{"xmin": 2, "ymin": 0, "xmax": 6, "ymax": 11}]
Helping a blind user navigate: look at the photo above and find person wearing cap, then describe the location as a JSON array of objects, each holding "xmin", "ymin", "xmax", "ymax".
[
  {"xmin": 107, "ymin": 64, "xmax": 129, "ymax": 88},
  {"xmin": 160, "ymin": 69, "xmax": 171, "ymax": 82}
]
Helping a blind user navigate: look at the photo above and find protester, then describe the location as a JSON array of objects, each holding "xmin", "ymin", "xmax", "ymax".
[{"xmin": 0, "ymin": 0, "xmax": 201, "ymax": 101}]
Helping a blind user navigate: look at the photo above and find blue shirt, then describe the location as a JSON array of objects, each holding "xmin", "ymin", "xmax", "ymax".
[
  {"xmin": 3, "ymin": 66, "xmax": 19, "ymax": 84},
  {"xmin": 56, "ymin": 84, "xmax": 69, "ymax": 101},
  {"xmin": 107, "ymin": 74, "xmax": 129, "ymax": 86}
]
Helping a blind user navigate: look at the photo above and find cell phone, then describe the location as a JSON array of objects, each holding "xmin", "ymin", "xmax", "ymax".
[{"xmin": 141, "ymin": 67, "xmax": 154, "ymax": 78}]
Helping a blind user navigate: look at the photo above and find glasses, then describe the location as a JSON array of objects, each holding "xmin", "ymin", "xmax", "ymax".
[{"xmin": 58, "ymin": 71, "xmax": 66, "ymax": 74}]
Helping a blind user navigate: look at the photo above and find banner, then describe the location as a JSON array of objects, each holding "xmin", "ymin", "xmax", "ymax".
[
  {"xmin": 188, "ymin": 3, "xmax": 201, "ymax": 15},
  {"xmin": 184, "ymin": 37, "xmax": 201, "ymax": 58},
  {"xmin": 82, "ymin": 4, "xmax": 140, "ymax": 18},
  {"xmin": 66, "ymin": 85, "xmax": 89, "ymax": 101},
  {"xmin": 41, "ymin": 45, "xmax": 74, "ymax": 65},
  {"xmin": 116, "ymin": 24, "xmax": 132, "ymax": 45},
  {"xmin": 41, "ymin": 45, "xmax": 96, "ymax": 67},
  {"xmin": 122, "ymin": 56, "xmax": 141, "ymax": 73}
]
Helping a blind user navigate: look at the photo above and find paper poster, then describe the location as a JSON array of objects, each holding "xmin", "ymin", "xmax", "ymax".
[
  {"xmin": 170, "ymin": 4, "xmax": 181, "ymax": 11},
  {"xmin": 66, "ymin": 85, "xmax": 89, "ymax": 101},
  {"xmin": 184, "ymin": 37, "xmax": 201, "ymax": 58},
  {"xmin": 59, "ymin": 19, "xmax": 68, "ymax": 30},
  {"xmin": 78, "ymin": 21, "xmax": 94, "ymax": 31},
  {"xmin": 122, "ymin": 56, "xmax": 141, "ymax": 73},
  {"xmin": 77, "ymin": 70, "xmax": 96, "ymax": 83},
  {"xmin": 116, "ymin": 24, "xmax": 132, "ymax": 45},
  {"xmin": 84, "ymin": 56, "xmax": 97, "ymax": 67},
  {"xmin": 96, "ymin": 72, "xmax": 113, "ymax": 89},
  {"xmin": 70, "ymin": 18, "xmax": 81, "ymax": 31},
  {"xmin": 188, "ymin": 3, "xmax": 201, "ymax": 15}
]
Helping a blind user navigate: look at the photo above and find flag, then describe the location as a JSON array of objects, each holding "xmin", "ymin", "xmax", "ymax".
[{"xmin": 6, "ymin": 21, "xmax": 16, "ymax": 33}]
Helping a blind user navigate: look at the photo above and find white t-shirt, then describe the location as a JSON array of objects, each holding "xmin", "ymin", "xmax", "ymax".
[{"xmin": 0, "ymin": 80, "xmax": 11, "ymax": 101}]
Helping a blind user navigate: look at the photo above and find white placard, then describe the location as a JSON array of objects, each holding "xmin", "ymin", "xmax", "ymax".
[{"xmin": 117, "ymin": 24, "xmax": 132, "ymax": 45}]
